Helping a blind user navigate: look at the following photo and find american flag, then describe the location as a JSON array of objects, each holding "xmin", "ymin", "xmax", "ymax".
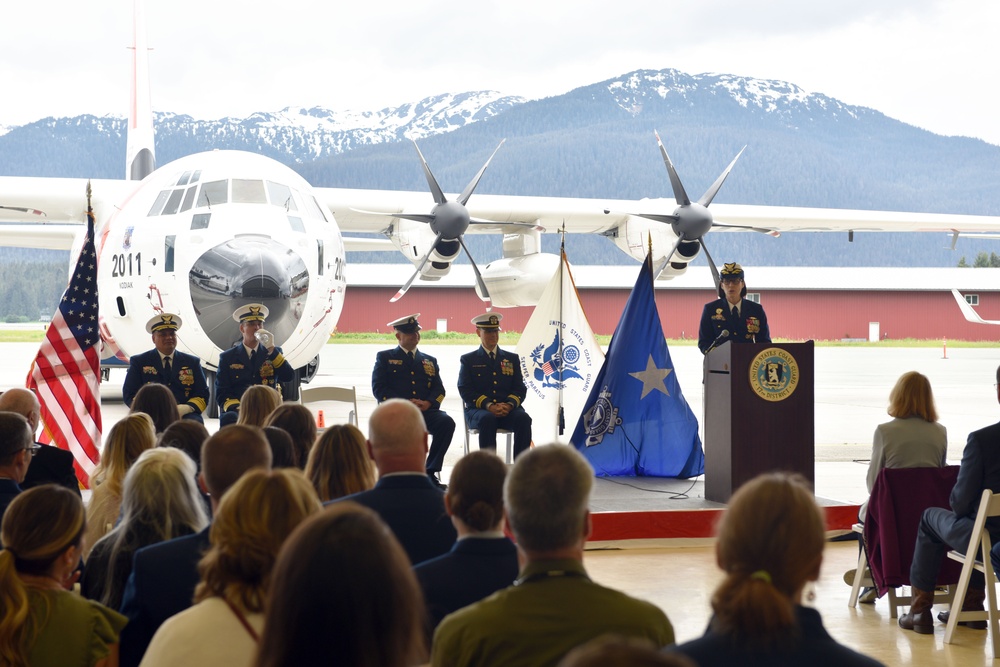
[{"xmin": 27, "ymin": 193, "xmax": 102, "ymax": 487}]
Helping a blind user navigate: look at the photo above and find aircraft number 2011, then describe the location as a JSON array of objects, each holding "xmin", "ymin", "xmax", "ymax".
[{"xmin": 111, "ymin": 252, "xmax": 142, "ymax": 277}]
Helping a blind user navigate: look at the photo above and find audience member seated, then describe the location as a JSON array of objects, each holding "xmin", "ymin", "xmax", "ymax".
[
  {"xmin": 431, "ymin": 444, "xmax": 673, "ymax": 667},
  {"xmin": 305, "ymin": 423, "xmax": 375, "ymax": 502},
  {"xmin": 559, "ymin": 636, "xmax": 694, "ymax": 667},
  {"xmin": 262, "ymin": 426, "xmax": 297, "ymax": 469},
  {"xmin": 130, "ymin": 383, "xmax": 181, "ymax": 434},
  {"xmin": 670, "ymin": 472, "xmax": 882, "ymax": 666},
  {"xmin": 0, "ymin": 411, "xmax": 35, "ymax": 533},
  {"xmin": 331, "ymin": 399, "xmax": 456, "ymax": 565},
  {"xmin": 0, "ymin": 485, "xmax": 126, "ymax": 667},
  {"xmin": 254, "ymin": 503, "xmax": 427, "ymax": 667},
  {"xmin": 263, "ymin": 402, "xmax": 317, "ymax": 469},
  {"xmin": 157, "ymin": 420, "xmax": 211, "ymax": 510},
  {"xmin": 235, "ymin": 385, "xmax": 281, "ymax": 428},
  {"xmin": 118, "ymin": 425, "xmax": 272, "ymax": 667},
  {"xmin": 86, "ymin": 413, "xmax": 157, "ymax": 557},
  {"xmin": 414, "ymin": 450, "xmax": 518, "ymax": 632},
  {"xmin": 140, "ymin": 469, "xmax": 321, "ymax": 667},
  {"xmin": 0, "ymin": 388, "xmax": 80, "ymax": 496},
  {"xmin": 82, "ymin": 447, "xmax": 209, "ymax": 610}
]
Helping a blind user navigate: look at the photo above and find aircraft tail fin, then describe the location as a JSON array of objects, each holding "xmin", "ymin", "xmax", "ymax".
[{"xmin": 125, "ymin": 0, "xmax": 155, "ymax": 181}]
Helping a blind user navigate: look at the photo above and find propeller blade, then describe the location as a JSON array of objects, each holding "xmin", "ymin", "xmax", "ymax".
[
  {"xmin": 390, "ymin": 232, "xmax": 443, "ymax": 303},
  {"xmin": 412, "ymin": 141, "xmax": 447, "ymax": 205},
  {"xmin": 457, "ymin": 139, "xmax": 506, "ymax": 206},
  {"xmin": 654, "ymin": 131, "xmax": 690, "ymax": 206},
  {"xmin": 698, "ymin": 146, "xmax": 746, "ymax": 207},
  {"xmin": 660, "ymin": 233, "xmax": 685, "ymax": 272},
  {"xmin": 699, "ymin": 237, "xmax": 722, "ymax": 293},
  {"xmin": 459, "ymin": 236, "xmax": 491, "ymax": 306}
]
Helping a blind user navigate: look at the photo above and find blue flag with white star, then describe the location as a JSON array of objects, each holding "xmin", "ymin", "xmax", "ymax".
[{"xmin": 571, "ymin": 253, "xmax": 704, "ymax": 478}]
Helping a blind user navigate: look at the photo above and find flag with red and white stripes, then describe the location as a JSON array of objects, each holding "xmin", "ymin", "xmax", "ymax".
[{"xmin": 28, "ymin": 197, "xmax": 102, "ymax": 488}]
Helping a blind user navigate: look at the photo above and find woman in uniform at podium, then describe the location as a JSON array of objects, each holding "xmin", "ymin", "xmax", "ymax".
[{"xmin": 698, "ymin": 263, "xmax": 771, "ymax": 354}]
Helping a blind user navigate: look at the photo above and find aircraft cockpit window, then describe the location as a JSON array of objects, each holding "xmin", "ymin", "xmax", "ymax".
[
  {"xmin": 191, "ymin": 213, "xmax": 211, "ymax": 230},
  {"xmin": 304, "ymin": 195, "xmax": 329, "ymax": 223},
  {"xmin": 147, "ymin": 190, "xmax": 171, "ymax": 217},
  {"xmin": 197, "ymin": 180, "xmax": 228, "ymax": 208},
  {"xmin": 233, "ymin": 179, "xmax": 267, "ymax": 204},
  {"xmin": 161, "ymin": 189, "xmax": 186, "ymax": 216},
  {"xmin": 267, "ymin": 182, "xmax": 297, "ymax": 212},
  {"xmin": 177, "ymin": 171, "xmax": 193, "ymax": 187},
  {"xmin": 288, "ymin": 216, "xmax": 305, "ymax": 233},
  {"xmin": 179, "ymin": 185, "xmax": 197, "ymax": 213},
  {"xmin": 190, "ymin": 170, "xmax": 202, "ymax": 184}
]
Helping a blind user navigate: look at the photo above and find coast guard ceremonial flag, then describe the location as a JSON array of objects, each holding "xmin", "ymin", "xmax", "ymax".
[
  {"xmin": 27, "ymin": 200, "xmax": 102, "ymax": 488},
  {"xmin": 572, "ymin": 252, "xmax": 704, "ymax": 478},
  {"xmin": 516, "ymin": 249, "xmax": 604, "ymax": 445}
]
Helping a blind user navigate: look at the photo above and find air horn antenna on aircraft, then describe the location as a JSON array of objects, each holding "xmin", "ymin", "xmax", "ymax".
[{"xmin": 607, "ymin": 132, "xmax": 779, "ymax": 292}]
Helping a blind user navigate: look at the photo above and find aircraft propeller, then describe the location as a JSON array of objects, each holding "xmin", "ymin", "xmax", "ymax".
[{"xmin": 608, "ymin": 132, "xmax": 779, "ymax": 291}]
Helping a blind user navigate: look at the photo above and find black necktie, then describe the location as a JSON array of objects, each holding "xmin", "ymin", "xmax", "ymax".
[
  {"xmin": 408, "ymin": 350, "xmax": 415, "ymax": 362},
  {"xmin": 489, "ymin": 351, "xmax": 495, "ymax": 362},
  {"xmin": 163, "ymin": 356, "xmax": 171, "ymax": 374},
  {"xmin": 250, "ymin": 348, "xmax": 256, "ymax": 364}
]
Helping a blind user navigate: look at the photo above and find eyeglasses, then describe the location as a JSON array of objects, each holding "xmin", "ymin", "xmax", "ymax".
[{"xmin": 23, "ymin": 444, "xmax": 41, "ymax": 457}]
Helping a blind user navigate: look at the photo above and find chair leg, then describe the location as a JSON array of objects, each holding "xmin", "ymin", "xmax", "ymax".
[
  {"xmin": 849, "ymin": 545, "xmax": 868, "ymax": 608},
  {"xmin": 505, "ymin": 433, "xmax": 513, "ymax": 465},
  {"xmin": 985, "ymin": 565, "xmax": 999, "ymax": 658},
  {"xmin": 945, "ymin": 552, "xmax": 978, "ymax": 644}
]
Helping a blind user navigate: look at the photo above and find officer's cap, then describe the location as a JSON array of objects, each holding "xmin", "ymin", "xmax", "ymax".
[
  {"xmin": 146, "ymin": 313, "xmax": 182, "ymax": 334},
  {"xmin": 388, "ymin": 313, "xmax": 421, "ymax": 334},
  {"xmin": 472, "ymin": 312, "xmax": 502, "ymax": 331},
  {"xmin": 720, "ymin": 263, "xmax": 745, "ymax": 282},
  {"xmin": 233, "ymin": 303, "xmax": 269, "ymax": 323}
]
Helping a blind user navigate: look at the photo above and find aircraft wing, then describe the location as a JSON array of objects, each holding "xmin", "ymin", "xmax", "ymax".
[{"xmin": 319, "ymin": 187, "xmax": 1000, "ymax": 236}]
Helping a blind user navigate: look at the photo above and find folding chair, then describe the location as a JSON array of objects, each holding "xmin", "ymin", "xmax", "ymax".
[
  {"xmin": 299, "ymin": 385, "xmax": 358, "ymax": 427},
  {"xmin": 463, "ymin": 423, "xmax": 513, "ymax": 464},
  {"xmin": 944, "ymin": 489, "xmax": 1000, "ymax": 657}
]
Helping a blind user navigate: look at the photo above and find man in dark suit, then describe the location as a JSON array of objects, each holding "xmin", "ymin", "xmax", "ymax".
[
  {"xmin": 0, "ymin": 411, "xmax": 36, "ymax": 534},
  {"xmin": 899, "ymin": 365, "xmax": 1000, "ymax": 634},
  {"xmin": 372, "ymin": 313, "xmax": 454, "ymax": 489},
  {"xmin": 118, "ymin": 425, "xmax": 272, "ymax": 667},
  {"xmin": 0, "ymin": 387, "xmax": 79, "ymax": 496},
  {"xmin": 697, "ymin": 262, "xmax": 771, "ymax": 354},
  {"xmin": 458, "ymin": 313, "xmax": 532, "ymax": 459},
  {"xmin": 333, "ymin": 399, "xmax": 457, "ymax": 565},
  {"xmin": 122, "ymin": 313, "xmax": 209, "ymax": 423},
  {"xmin": 215, "ymin": 303, "xmax": 295, "ymax": 427}
]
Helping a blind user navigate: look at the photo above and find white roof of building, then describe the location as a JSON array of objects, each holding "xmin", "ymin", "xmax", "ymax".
[{"xmin": 345, "ymin": 263, "xmax": 1000, "ymax": 292}]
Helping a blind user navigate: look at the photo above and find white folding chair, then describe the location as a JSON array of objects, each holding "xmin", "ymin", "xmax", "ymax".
[
  {"xmin": 299, "ymin": 385, "xmax": 358, "ymax": 427},
  {"xmin": 848, "ymin": 523, "xmax": 907, "ymax": 617},
  {"xmin": 463, "ymin": 423, "xmax": 513, "ymax": 464},
  {"xmin": 944, "ymin": 489, "xmax": 1000, "ymax": 657}
]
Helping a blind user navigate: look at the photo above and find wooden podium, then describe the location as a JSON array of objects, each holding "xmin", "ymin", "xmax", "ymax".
[{"xmin": 703, "ymin": 341, "xmax": 814, "ymax": 503}]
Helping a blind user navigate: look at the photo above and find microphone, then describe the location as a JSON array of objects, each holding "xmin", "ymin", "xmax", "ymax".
[{"xmin": 705, "ymin": 329, "xmax": 730, "ymax": 354}]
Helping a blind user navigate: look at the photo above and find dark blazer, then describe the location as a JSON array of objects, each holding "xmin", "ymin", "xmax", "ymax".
[
  {"xmin": 21, "ymin": 443, "xmax": 81, "ymax": 497},
  {"xmin": 414, "ymin": 536, "xmax": 519, "ymax": 631},
  {"xmin": 372, "ymin": 347, "xmax": 447, "ymax": 407},
  {"xmin": 118, "ymin": 528, "xmax": 211, "ymax": 667},
  {"xmin": 951, "ymin": 420, "xmax": 1000, "ymax": 532},
  {"xmin": 333, "ymin": 474, "xmax": 457, "ymax": 566},
  {"xmin": 698, "ymin": 297, "xmax": 771, "ymax": 353},
  {"xmin": 457, "ymin": 347, "xmax": 528, "ymax": 410},
  {"xmin": 215, "ymin": 343, "xmax": 295, "ymax": 412},
  {"xmin": 123, "ymin": 348, "xmax": 209, "ymax": 415},
  {"xmin": 0, "ymin": 479, "xmax": 22, "ymax": 544}
]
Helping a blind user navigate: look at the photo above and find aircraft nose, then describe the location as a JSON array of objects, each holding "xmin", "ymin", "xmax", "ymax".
[{"xmin": 188, "ymin": 236, "xmax": 309, "ymax": 352}]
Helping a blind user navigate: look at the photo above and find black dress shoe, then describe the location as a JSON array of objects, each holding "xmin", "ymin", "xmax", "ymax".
[
  {"xmin": 937, "ymin": 609, "xmax": 988, "ymax": 629},
  {"xmin": 428, "ymin": 473, "xmax": 447, "ymax": 490}
]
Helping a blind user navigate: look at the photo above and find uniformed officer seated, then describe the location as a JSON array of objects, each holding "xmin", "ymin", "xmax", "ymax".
[
  {"xmin": 372, "ymin": 314, "xmax": 454, "ymax": 490},
  {"xmin": 122, "ymin": 313, "xmax": 209, "ymax": 423},
  {"xmin": 215, "ymin": 304, "xmax": 295, "ymax": 428},
  {"xmin": 457, "ymin": 313, "xmax": 532, "ymax": 459}
]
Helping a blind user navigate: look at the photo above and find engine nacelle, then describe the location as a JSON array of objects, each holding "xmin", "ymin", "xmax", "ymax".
[
  {"xmin": 608, "ymin": 216, "xmax": 701, "ymax": 279},
  {"xmin": 478, "ymin": 253, "xmax": 561, "ymax": 308},
  {"xmin": 388, "ymin": 219, "xmax": 460, "ymax": 280}
]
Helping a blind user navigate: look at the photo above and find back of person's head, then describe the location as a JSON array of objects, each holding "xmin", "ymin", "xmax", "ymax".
[
  {"xmin": 0, "ymin": 388, "xmax": 40, "ymax": 430},
  {"xmin": 0, "ymin": 412, "xmax": 32, "ymax": 468},
  {"xmin": 130, "ymin": 383, "xmax": 181, "ymax": 433},
  {"xmin": 158, "ymin": 420, "xmax": 209, "ymax": 472},
  {"xmin": 263, "ymin": 403, "xmax": 317, "ymax": 469},
  {"xmin": 505, "ymin": 444, "xmax": 593, "ymax": 553},
  {"xmin": 711, "ymin": 472, "xmax": 825, "ymax": 651},
  {"xmin": 255, "ymin": 503, "xmax": 426, "ymax": 667},
  {"xmin": 447, "ymin": 450, "xmax": 506, "ymax": 532},
  {"xmin": 98, "ymin": 447, "xmax": 209, "ymax": 607},
  {"xmin": 196, "ymin": 468, "xmax": 321, "ymax": 613},
  {"xmin": 559, "ymin": 636, "xmax": 696, "ymax": 667},
  {"xmin": 0, "ymin": 485, "xmax": 85, "ymax": 665},
  {"xmin": 201, "ymin": 425, "xmax": 272, "ymax": 497},
  {"xmin": 368, "ymin": 399, "xmax": 425, "ymax": 460},
  {"xmin": 262, "ymin": 426, "xmax": 297, "ymax": 469},
  {"xmin": 887, "ymin": 371, "xmax": 938, "ymax": 422},
  {"xmin": 236, "ymin": 385, "xmax": 282, "ymax": 427},
  {"xmin": 305, "ymin": 424, "xmax": 375, "ymax": 501},
  {"xmin": 92, "ymin": 413, "xmax": 157, "ymax": 491}
]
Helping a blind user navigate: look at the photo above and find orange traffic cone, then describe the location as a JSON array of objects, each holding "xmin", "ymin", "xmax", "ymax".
[{"xmin": 317, "ymin": 410, "xmax": 325, "ymax": 428}]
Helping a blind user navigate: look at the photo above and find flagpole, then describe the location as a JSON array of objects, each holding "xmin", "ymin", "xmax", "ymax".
[{"xmin": 557, "ymin": 224, "xmax": 566, "ymax": 435}]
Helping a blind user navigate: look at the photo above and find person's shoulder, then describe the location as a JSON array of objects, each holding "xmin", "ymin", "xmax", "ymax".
[
  {"xmin": 173, "ymin": 350, "xmax": 202, "ymax": 365},
  {"xmin": 128, "ymin": 348, "xmax": 157, "ymax": 364},
  {"xmin": 418, "ymin": 349, "xmax": 439, "ymax": 363},
  {"xmin": 375, "ymin": 348, "xmax": 395, "ymax": 360},
  {"xmin": 134, "ymin": 530, "xmax": 208, "ymax": 568}
]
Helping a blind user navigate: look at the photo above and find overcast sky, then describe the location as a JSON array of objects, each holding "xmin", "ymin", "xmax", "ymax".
[{"xmin": 3, "ymin": 0, "xmax": 999, "ymax": 145}]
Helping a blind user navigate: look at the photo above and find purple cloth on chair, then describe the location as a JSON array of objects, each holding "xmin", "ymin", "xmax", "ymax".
[{"xmin": 864, "ymin": 465, "xmax": 963, "ymax": 595}]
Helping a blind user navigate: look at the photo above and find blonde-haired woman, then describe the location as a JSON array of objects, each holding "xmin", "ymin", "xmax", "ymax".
[
  {"xmin": 235, "ymin": 385, "xmax": 281, "ymax": 428},
  {"xmin": 0, "ymin": 485, "xmax": 126, "ymax": 667},
  {"xmin": 86, "ymin": 412, "xmax": 157, "ymax": 556},
  {"xmin": 304, "ymin": 424, "xmax": 375, "ymax": 502},
  {"xmin": 139, "ymin": 468, "xmax": 321, "ymax": 667},
  {"xmin": 82, "ymin": 447, "xmax": 209, "ymax": 610},
  {"xmin": 671, "ymin": 473, "xmax": 882, "ymax": 666}
]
